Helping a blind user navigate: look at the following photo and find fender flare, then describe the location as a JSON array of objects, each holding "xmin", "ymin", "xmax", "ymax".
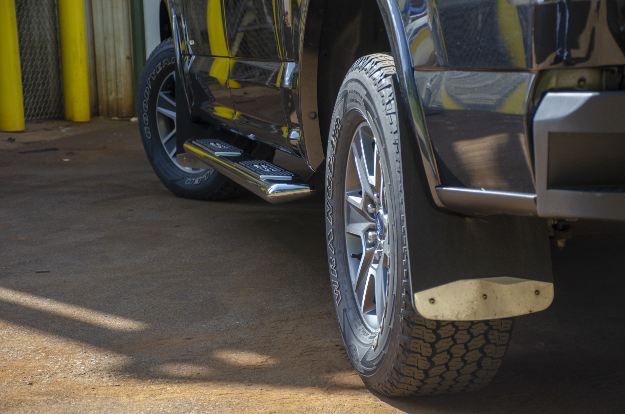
[
  {"xmin": 374, "ymin": 0, "xmax": 444, "ymax": 207},
  {"xmin": 299, "ymin": 0, "xmax": 443, "ymax": 204}
]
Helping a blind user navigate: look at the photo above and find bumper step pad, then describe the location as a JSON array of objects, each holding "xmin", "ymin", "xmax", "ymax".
[{"xmin": 181, "ymin": 138, "xmax": 315, "ymax": 203}]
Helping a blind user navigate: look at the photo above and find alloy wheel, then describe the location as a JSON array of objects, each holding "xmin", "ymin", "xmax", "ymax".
[{"xmin": 343, "ymin": 122, "xmax": 391, "ymax": 331}]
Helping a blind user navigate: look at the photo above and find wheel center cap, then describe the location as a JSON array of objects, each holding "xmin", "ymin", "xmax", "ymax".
[{"xmin": 376, "ymin": 213, "xmax": 384, "ymax": 241}]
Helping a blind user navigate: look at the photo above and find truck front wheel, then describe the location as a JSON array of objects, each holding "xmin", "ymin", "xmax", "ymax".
[{"xmin": 324, "ymin": 54, "xmax": 514, "ymax": 396}]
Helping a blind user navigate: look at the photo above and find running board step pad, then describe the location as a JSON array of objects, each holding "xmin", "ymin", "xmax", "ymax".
[{"xmin": 182, "ymin": 139, "xmax": 315, "ymax": 204}]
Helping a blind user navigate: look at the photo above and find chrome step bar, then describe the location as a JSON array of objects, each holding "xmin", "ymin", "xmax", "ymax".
[{"xmin": 181, "ymin": 139, "xmax": 315, "ymax": 204}]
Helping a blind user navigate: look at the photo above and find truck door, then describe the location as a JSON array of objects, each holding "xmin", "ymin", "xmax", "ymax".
[
  {"xmin": 181, "ymin": 0, "xmax": 238, "ymax": 129},
  {"xmin": 223, "ymin": 0, "xmax": 293, "ymax": 151}
]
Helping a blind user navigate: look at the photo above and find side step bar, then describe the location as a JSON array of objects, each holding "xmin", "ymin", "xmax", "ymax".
[{"xmin": 180, "ymin": 139, "xmax": 315, "ymax": 204}]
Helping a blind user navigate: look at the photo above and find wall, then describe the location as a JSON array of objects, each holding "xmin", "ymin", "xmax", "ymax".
[
  {"xmin": 143, "ymin": 0, "xmax": 161, "ymax": 59},
  {"xmin": 86, "ymin": 0, "xmax": 135, "ymax": 117}
]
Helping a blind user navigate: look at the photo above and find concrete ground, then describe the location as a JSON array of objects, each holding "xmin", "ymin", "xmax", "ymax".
[{"xmin": 1, "ymin": 120, "xmax": 624, "ymax": 413}]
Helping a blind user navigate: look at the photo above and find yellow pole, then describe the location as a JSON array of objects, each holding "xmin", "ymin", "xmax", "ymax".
[
  {"xmin": 0, "ymin": 0, "xmax": 25, "ymax": 132},
  {"xmin": 58, "ymin": 0, "xmax": 90, "ymax": 122}
]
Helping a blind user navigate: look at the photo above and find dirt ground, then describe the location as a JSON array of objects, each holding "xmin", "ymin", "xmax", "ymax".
[{"xmin": 1, "ymin": 120, "xmax": 624, "ymax": 413}]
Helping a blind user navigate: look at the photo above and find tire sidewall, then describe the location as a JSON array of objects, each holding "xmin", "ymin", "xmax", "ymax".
[{"xmin": 325, "ymin": 58, "xmax": 410, "ymax": 383}]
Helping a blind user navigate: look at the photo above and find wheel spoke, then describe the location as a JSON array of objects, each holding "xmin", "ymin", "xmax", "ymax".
[
  {"xmin": 355, "ymin": 248, "xmax": 375, "ymax": 310},
  {"xmin": 345, "ymin": 192, "xmax": 363, "ymax": 211},
  {"xmin": 161, "ymin": 128, "xmax": 176, "ymax": 145},
  {"xmin": 373, "ymin": 142, "xmax": 382, "ymax": 192},
  {"xmin": 345, "ymin": 192, "xmax": 374, "ymax": 223},
  {"xmin": 377, "ymin": 158, "xmax": 384, "ymax": 206},
  {"xmin": 361, "ymin": 273, "xmax": 376, "ymax": 314},
  {"xmin": 345, "ymin": 221, "xmax": 373, "ymax": 237},
  {"xmin": 351, "ymin": 140, "xmax": 374, "ymax": 199},
  {"xmin": 157, "ymin": 89, "xmax": 176, "ymax": 121},
  {"xmin": 355, "ymin": 247, "xmax": 375, "ymax": 289},
  {"xmin": 157, "ymin": 106, "xmax": 176, "ymax": 121},
  {"xmin": 359, "ymin": 127, "xmax": 378, "ymax": 189},
  {"xmin": 158, "ymin": 91, "xmax": 176, "ymax": 112},
  {"xmin": 374, "ymin": 259, "xmax": 387, "ymax": 327}
]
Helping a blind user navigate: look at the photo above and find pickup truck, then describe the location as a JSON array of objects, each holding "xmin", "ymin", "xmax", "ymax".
[{"xmin": 138, "ymin": 0, "xmax": 625, "ymax": 396}]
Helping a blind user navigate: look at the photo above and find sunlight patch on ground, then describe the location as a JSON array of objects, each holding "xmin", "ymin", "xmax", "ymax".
[
  {"xmin": 212, "ymin": 350, "xmax": 279, "ymax": 367},
  {"xmin": 0, "ymin": 287, "xmax": 148, "ymax": 332},
  {"xmin": 156, "ymin": 363, "xmax": 212, "ymax": 377}
]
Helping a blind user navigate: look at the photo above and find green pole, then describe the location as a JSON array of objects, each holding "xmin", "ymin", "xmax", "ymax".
[{"xmin": 129, "ymin": 0, "xmax": 146, "ymax": 105}]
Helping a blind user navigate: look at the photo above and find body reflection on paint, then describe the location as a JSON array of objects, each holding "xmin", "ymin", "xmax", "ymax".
[
  {"xmin": 414, "ymin": 70, "xmax": 535, "ymax": 192},
  {"xmin": 181, "ymin": 0, "xmax": 300, "ymax": 152}
]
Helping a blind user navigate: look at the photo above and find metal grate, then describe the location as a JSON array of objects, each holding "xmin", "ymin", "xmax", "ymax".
[{"xmin": 15, "ymin": 0, "xmax": 64, "ymax": 121}]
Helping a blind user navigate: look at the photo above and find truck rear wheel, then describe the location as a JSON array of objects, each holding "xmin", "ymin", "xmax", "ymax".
[
  {"xmin": 324, "ymin": 54, "xmax": 514, "ymax": 396},
  {"xmin": 138, "ymin": 39, "xmax": 243, "ymax": 200}
]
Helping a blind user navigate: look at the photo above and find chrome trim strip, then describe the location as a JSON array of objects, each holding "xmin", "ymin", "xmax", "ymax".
[
  {"xmin": 436, "ymin": 187, "xmax": 537, "ymax": 216},
  {"xmin": 184, "ymin": 141, "xmax": 315, "ymax": 204}
]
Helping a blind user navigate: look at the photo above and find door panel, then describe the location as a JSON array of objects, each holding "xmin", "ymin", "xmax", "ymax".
[
  {"xmin": 187, "ymin": 56, "xmax": 238, "ymax": 126},
  {"xmin": 181, "ymin": 0, "xmax": 237, "ymax": 127},
  {"xmin": 224, "ymin": 0, "xmax": 282, "ymax": 59},
  {"xmin": 182, "ymin": 0, "xmax": 231, "ymax": 57},
  {"xmin": 229, "ymin": 59, "xmax": 288, "ymax": 145},
  {"xmin": 223, "ymin": 0, "xmax": 295, "ymax": 150},
  {"xmin": 182, "ymin": 0, "xmax": 297, "ymax": 151}
]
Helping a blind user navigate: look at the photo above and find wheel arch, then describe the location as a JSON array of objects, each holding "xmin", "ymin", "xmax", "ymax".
[{"xmin": 301, "ymin": 0, "xmax": 443, "ymax": 207}]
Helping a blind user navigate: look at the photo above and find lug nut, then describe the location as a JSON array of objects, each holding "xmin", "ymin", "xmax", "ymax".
[
  {"xmin": 535, "ymin": 290, "xmax": 540, "ymax": 296},
  {"xmin": 367, "ymin": 231, "xmax": 377, "ymax": 244},
  {"xmin": 367, "ymin": 204, "xmax": 377, "ymax": 214},
  {"xmin": 429, "ymin": 298, "xmax": 435, "ymax": 304},
  {"xmin": 482, "ymin": 294, "xmax": 488, "ymax": 300}
]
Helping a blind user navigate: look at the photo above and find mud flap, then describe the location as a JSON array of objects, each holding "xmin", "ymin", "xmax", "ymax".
[
  {"xmin": 400, "ymin": 119, "xmax": 553, "ymax": 321},
  {"xmin": 175, "ymin": 70, "xmax": 214, "ymax": 154}
]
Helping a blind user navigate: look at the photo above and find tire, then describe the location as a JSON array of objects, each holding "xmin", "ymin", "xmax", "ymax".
[
  {"xmin": 138, "ymin": 39, "xmax": 244, "ymax": 200},
  {"xmin": 324, "ymin": 54, "xmax": 513, "ymax": 396}
]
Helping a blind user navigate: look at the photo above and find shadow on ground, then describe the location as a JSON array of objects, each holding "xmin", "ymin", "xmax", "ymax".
[{"xmin": 1, "ymin": 122, "xmax": 624, "ymax": 413}]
